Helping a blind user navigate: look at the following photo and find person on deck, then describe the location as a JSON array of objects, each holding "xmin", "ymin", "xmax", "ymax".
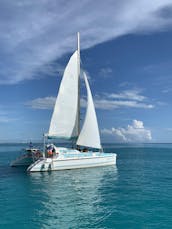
[{"xmin": 47, "ymin": 145, "xmax": 54, "ymax": 158}]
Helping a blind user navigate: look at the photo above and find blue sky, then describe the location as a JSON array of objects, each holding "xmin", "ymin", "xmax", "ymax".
[{"xmin": 0, "ymin": 0, "xmax": 172, "ymax": 143}]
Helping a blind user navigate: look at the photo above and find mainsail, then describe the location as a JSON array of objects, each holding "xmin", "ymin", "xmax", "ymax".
[
  {"xmin": 76, "ymin": 72, "xmax": 101, "ymax": 149},
  {"xmin": 48, "ymin": 50, "xmax": 79, "ymax": 139}
]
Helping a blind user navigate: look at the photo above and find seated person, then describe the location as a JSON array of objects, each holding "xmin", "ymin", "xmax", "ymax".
[
  {"xmin": 83, "ymin": 147, "xmax": 88, "ymax": 152},
  {"xmin": 46, "ymin": 144, "xmax": 54, "ymax": 157}
]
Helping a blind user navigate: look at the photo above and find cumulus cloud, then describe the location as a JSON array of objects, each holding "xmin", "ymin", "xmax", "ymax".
[
  {"xmin": 101, "ymin": 120, "xmax": 152, "ymax": 142},
  {"xmin": 0, "ymin": 0, "xmax": 172, "ymax": 84}
]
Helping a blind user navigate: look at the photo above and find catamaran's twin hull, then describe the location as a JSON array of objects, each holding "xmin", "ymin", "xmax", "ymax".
[
  {"xmin": 27, "ymin": 154, "xmax": 117, "ymax": 172},
  {"xmin": 10, "ymin": 149, "xmax": 42, "ymax": 167},
  {"xmin": 10, "ymin": 154, "xmax": 35, "ymax": 167}
]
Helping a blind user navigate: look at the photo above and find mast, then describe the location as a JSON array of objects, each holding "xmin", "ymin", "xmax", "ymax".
[
  {"xmin": 43, "ymin": 133, "xmax": 46, "ymax": 158},
  {"xmin": 77, "ymin": 32, "xmax": 80, "ymax": 136}
]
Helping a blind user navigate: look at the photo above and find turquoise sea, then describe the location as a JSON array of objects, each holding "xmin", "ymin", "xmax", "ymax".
[{"xmin": 1, "ymin": 143, "xmax": 172, "ymax": 229}]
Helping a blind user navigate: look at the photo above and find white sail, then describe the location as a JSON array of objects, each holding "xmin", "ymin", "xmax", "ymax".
[
  {"xmin": 48, "ymin": 50, "xmax": 79, "ymax": 139},
  {"xmin": 76, "ymin": 72, "xmax": 101, "ymax": 149}
]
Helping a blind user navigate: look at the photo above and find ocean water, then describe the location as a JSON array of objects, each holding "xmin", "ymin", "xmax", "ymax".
[{"xmin": 0, "ymin": 143, "xmax": 172, "ymax": 229}]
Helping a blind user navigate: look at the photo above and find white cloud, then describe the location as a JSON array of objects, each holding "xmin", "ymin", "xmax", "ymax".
[
  {"xmin": 93, "ymin": 89, "xmax": 154, "ymax": 109},
  {"xmin": 0, "ymin": 109, "xmax": 18, "ymax": 123},
  {"xmin": 0, "ymin": 0, "xmax": 172, "ymax": 84},
  {"xmin": 101, "ymin": 119, "xmax": 152, "ymax": 142},
  {"xmin": 94, "ymin": 99, "xmax": 154, "ymax": 110},
  {"xmin": 0, "ymin": 116, "xmax": 15, "ymax": 123},
  {"xmin": 80, "ymin": 97, "xmax": 87, "ymax": 108},
  {"xmin": 28, "ymin": 88, "xmax": 154, "ymax": 110},
  {"xmin": 165, "ymin": 128, "xmax": 172, "ymax": 132},
  {"xmin": 99, "ymin": 67, "xmax": 113, "ymax": 78},
  {"xmin": 25, "ymin": 96, "xmax": 56, "ymax": 109},
  {"xmin": 108, "ymin": 89, "xmax": 146, "ymax": 101}
]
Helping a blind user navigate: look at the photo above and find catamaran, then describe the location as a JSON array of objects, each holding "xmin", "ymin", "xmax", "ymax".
[
  {"xmin": 10, "ymin": 142, "xmax": 42, "ymax": 167},
  {"xmin": 27, "ymin": 33, "xmax": 116, "ymax": 172}
]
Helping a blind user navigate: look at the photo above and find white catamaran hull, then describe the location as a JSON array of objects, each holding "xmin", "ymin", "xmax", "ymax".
[{"xmin": 27, "ymin": 153, "xmax": 116, "ymax": 172}]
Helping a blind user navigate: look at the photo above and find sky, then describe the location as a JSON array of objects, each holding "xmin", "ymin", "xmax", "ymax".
[{"xmin": 0, "ymin": 0, "xmax": 172, "ymax": 143}]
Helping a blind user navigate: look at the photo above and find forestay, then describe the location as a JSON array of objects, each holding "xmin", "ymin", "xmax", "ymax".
[{"xmin": 76, "ymin": 72, "xmax": 101, "ymax": 149}]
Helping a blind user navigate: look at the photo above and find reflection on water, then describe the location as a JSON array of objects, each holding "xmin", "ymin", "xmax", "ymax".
[{"xmin": 29, "ymin": 166, "xmax": 118, "ymax": 228}]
